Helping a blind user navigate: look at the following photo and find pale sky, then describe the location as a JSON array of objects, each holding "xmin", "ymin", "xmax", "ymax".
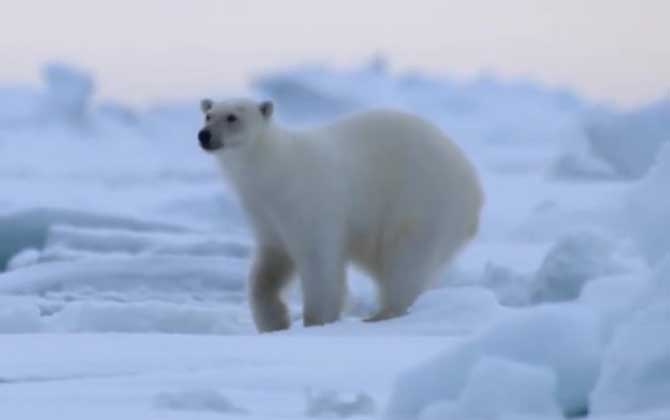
[{"xmin": 1, "ymin": 0, "xmax": 668, "ymax": 107}]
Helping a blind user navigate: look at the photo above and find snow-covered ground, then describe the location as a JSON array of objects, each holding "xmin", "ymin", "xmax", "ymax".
[{"xmin": 1, "ymin": 59, "xmax": 669, "ymax": 419}]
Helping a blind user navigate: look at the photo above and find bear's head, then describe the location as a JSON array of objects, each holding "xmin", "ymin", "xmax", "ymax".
[{"xmin": 197, "ymin": 98, "xmax": 274, "ymax": 153}]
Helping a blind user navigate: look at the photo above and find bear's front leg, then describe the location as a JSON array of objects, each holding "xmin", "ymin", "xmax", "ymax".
[
  {"xmin": 297, "ymin": 246, "xmax": 347, "ymax": 327},
  {"xmin": 249, "ymin": 247, "xmax": 295, "ymax": 332}
]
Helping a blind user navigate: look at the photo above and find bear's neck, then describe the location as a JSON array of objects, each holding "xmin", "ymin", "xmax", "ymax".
[{"xmin": 218, "ymin": 123, "xmax": 298, "ymax": 195}]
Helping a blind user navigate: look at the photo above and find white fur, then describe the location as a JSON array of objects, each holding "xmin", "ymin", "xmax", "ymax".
[{"xmin": 199, "ymin": 99, "xmax": 483, "ymax": 332}]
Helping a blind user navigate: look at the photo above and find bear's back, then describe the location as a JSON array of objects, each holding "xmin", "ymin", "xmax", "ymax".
[
  {"xmin": 309, "ymin": 109, "xmax": 478, "ymax": 199},
  {"xmin": 299, "ymin": 109, "xmax": 482, "ymax": 243}
]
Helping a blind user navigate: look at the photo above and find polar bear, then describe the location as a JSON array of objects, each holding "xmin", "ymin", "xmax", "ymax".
[{"xmin": 198, "ymin": 98, "xmax": 483, "ymax": 332}]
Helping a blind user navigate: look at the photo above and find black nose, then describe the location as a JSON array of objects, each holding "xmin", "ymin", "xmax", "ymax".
[{"xmin": 198, "ymin": 129, "xmax": 212, "ymax": 149}]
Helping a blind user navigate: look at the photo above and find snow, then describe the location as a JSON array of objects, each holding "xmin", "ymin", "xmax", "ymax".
[
  {"xmin": 1, "ymin": 59, "xmax": 668, "ymax": 420},
  {"xmin": 153, "ymin": 388, "xmax": 247, "ymax": 414},
  {"xmin": 0, "ymin": 334, "xmax": 443, "ymax": 419},
  {"xmin": 47, "ymin": 300, "xmax": 248, "ymax": 334},
  {"xmin": 305, "ymin": 389, "xmax": 376, "ymax": 418}
]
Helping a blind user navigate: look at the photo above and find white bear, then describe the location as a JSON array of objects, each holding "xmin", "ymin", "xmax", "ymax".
[{"xmin": 198, "ymin": 98, "xmax": 483, "ymax": 332}]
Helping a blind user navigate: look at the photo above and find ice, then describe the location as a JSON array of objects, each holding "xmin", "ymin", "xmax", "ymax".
[
  {"xmin": 0, "ymin": 255, "xmax": 246, "ymax": 295},
  {"xmin": 42, "ymin": 225, "xmax": 251, "ymax": 260},
  {"xmin": 0, "ymin": 251, "xmax": 252, "ymax": 333},
  {"xmin": 386, "ymin": 305, "xmax": 602, "ymax": 419},
  {"xmin": 7, "ymin": 248, "xmax": 42, "ymax": 270},
  {"xmin": 0, "ymin": 207, "xmax": 189, "ymax": 270},
  {"xmin": 153, "ymin": 389, "xmax": 247, "ymax": 414}
]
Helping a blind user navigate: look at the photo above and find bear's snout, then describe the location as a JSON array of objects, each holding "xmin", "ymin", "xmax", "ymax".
[{"xmin": 198, "ymin": 129, "xmax": 215, "ymax": 151}]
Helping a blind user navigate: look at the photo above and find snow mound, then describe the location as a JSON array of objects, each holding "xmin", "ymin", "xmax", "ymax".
[
  {"xmin": 590, "ymin": 303, "xmax": 670, "ymax": 415},
  {"xmin": 290, "ymin": 287, "xmax": 505, "ymax": 337},
  {"xmin": 622, "ymin": 143, "xmax": 670, "ymax": 263},
  {"xmin": 42, "ymin": 62, "xmax": 94, "ymax": 123},
  {"xmin": 481, "ymin": 262, "xmax": 532, "ymax": 306},
  {"xmin": 531, "ymin": 229, "xmax": 632, "ymax": 303},
  {"xmin": 589, "ymin": 258, "xmax": 670, "ymax": 415},
  {"xmin": 154, "ymin": 388, "xmax": 247, "ymax": 414},
  {"xmin": 402, "ymin": 287, "xmax": 505, "ymax": 335},
  {"xmin": 578, "ymin": 273, "xmax": 652, "ymax": 344},
  {"xmin": 551, "ymin": 131, "xmax": 617, "ymax": 180},
  {"xmin": 585, "ymin": 101, "xmax": 670, "ymax": 179},
  {"xmin": 482, "ymin": 229, "xmax": 642, "ymax": 306},
  {"xmin": 0, "ymin": 62, "xmax": 93, "ymax": 128},
  {"xmin": 420, "ymin": 357, "xmax": 561, "ymax": 420},
  {"xmin": 386, "ymin": 305, "xmax": 602, "ymax": 419},
  {"xmin": 553, "ymin": 100, "xmax": 670, "ymax": 179},
  {"xmin": 305, "ymin": 389, "xmax": 376, "ymax": 418}
]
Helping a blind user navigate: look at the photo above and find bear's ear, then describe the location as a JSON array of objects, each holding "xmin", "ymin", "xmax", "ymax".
[
  {"xmin": 200, "ymin": 98, "xmax": 213, "ymax": 113},
  {"xmin": 259, "ymin": 100, "xmax": 274, "ymax": 119}
]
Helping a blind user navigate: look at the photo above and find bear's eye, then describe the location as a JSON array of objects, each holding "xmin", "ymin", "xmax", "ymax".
[
  {"xmin": 226, "ymin": 114, "xmax": 238, "ymax": 123},
  {"xmin": 205, "ymin": 114, "xmax": 211, "ymax": 122}
]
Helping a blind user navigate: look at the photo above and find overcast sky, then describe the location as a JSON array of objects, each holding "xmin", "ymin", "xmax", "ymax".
[{"xmin": 1, "ymin": 0, "xmax": 668, "ymax": 107}]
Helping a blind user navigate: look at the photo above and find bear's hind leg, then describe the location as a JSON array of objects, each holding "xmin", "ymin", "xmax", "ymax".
[
  {"xmin": 366, "ymin": 236, "xmax": 439, "ymax": 322},
  {"xmin": 250, "ymin": 247, "xmax": 295, "ymax": 332}
]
